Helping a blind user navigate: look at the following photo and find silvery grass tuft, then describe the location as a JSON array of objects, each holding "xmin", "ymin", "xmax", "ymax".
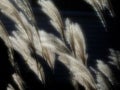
[
  {"xmin": 83, "ymin": 0, "xmax": 115, "ymax": 28},
  {"xmin": 0, "ymin": 0, "xmax": 119, "ymax": 90}
]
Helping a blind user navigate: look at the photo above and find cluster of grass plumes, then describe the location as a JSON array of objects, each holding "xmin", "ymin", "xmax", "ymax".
[{"xmin": 0, "ymin": 0, "xmax": 119, "ymax": 90}]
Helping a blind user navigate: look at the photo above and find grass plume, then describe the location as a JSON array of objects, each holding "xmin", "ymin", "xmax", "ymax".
[{"xmin": 0, "ymin": 0, "xmax": 118, "ymax": 90}]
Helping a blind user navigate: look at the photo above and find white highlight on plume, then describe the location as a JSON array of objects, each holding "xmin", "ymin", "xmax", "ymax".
[
  {"xmin": 59, "ymin": 54, "xmax": 96, "ymax": 90},
  {"xmin": 65, "ymin": 18, "xmax": 87, "ymax": 64},
  {"xmin": 109, "ymin": 49, "xmax": 120, "ymax": 70},
  {"xmin": 84, "ymin": 0, "xmax": 114, "ymax": 28},
  {"xmin": 38, "ymin": 0, "xmax": 65, "ymax": 39},
  {"xmin": 97, "ymin": 60, "xmax": 115, "ymax": 85}
]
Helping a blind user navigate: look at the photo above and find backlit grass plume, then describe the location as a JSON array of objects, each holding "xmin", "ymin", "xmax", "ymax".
[
  {"xmin": 83, "ymin": 0, "xmax": 114, "ymax": 28},
  {"xmin": 0, "ymin": 0, "xmax": 118, "ymax": 90}
]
